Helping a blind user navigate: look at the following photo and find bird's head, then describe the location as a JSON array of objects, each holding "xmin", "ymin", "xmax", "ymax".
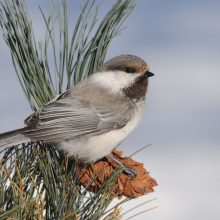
[{"xmin": 93, "ymin": 55, "xmax": 154, "ymax": 100}]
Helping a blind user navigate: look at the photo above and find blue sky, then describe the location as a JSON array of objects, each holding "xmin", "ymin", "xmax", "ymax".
[{"xmin": 0, "ymin": 0, "xmax": 220, "ymax": 219}]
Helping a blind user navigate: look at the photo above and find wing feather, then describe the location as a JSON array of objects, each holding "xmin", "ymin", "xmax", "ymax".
[{"xmin": 24, "ymin": 95, "xmax": 131, "ymax": 141}]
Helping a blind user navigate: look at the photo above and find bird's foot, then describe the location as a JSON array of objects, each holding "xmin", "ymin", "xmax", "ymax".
[
  {"xmin": 107, "ymin": 154, "xmax": 138, "ymax": 179},
  {"xmin": 122, "ymin": 166, "xmax": 138, "ymax": 179}
]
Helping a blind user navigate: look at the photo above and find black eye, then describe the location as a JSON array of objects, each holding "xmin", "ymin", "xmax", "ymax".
[{"xmin": 125, "ymin": 67, "xmax": 132, "ymax": 73}]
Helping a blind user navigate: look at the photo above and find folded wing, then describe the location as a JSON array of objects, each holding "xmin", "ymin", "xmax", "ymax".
[{"xmin": 24, "ymin": 95, "xmax": 131, "ymax": 141}]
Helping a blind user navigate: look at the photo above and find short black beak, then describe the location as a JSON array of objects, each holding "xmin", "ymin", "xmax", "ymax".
[{"xmin": 144, "ymin": 71, "xmax": 154, "ymax": 77}]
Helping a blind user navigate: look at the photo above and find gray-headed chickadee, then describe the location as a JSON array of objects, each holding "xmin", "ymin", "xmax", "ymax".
[{"xmin": 0, "ymin": 55, "xmax": 154, "ymax": 178}]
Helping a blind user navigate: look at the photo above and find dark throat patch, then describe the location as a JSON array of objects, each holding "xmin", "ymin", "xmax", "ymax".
[{"xmin": 123, "ymin": 76, "xmax": 148, "ymax": 101}]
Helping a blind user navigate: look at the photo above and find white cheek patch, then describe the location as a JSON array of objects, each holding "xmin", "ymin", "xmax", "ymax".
[{"xmin": 92, "ymin": 71, "xmax": 140, "ymax": 95}]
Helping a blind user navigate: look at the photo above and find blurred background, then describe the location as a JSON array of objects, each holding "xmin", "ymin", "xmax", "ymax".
[{"xmin": 0, "ymin": 0, "xmax": 220, "ymax": 219}]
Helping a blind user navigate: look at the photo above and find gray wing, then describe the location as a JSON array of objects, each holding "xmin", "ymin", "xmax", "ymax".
[{"xmin": 23, "ymin": 95, "xmax": 131, "ymax": 141}]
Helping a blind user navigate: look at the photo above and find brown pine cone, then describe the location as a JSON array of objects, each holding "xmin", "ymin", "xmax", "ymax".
[{"xmin": 76, "ymin": 149, "xmax": 158, "ymax": 199}]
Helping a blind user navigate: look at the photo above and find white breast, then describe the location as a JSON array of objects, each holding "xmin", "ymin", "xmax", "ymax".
[
  {"xmin": 59, "ymin": 99, "xmax": 146, "ymax": 163},
  {"xmin": 89, "ymin": 100, "xmax": 145, "ymax": 160}
]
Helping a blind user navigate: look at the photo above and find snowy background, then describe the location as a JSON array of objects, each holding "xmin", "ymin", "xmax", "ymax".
[{"xmin": 0, "ymin": 0, "xmax": 220, "ymax": 219}]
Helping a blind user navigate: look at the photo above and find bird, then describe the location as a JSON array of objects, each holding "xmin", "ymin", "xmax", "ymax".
[{"xmin": 0, "ymin": 55, "xmax": 154, "ymax": 178}]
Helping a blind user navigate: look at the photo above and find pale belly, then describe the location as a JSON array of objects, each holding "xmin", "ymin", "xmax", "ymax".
[{"xmin": 57, "ymin": 100, "xmax": 146, "ymax": 163}]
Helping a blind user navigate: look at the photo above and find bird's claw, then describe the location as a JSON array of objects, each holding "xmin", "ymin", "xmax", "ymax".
[{"xmin": 122, "ymin": 166, "xmax": 138, "ymax": 179}]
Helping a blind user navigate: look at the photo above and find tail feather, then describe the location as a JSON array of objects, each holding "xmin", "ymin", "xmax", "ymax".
[{"xmin": 0, "ymin": 128, "xmax": 30, "ymax": 150}]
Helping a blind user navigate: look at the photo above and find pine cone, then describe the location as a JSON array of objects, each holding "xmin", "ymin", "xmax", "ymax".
[{"xmin": 76, "ymin": 150, "xmax": 158, "ymax": 199}]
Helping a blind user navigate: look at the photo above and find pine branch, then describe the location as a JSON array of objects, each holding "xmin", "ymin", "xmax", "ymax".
[{"xmin": 0, "ymin": 143, "xmax": 125, "ymax": 219}]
